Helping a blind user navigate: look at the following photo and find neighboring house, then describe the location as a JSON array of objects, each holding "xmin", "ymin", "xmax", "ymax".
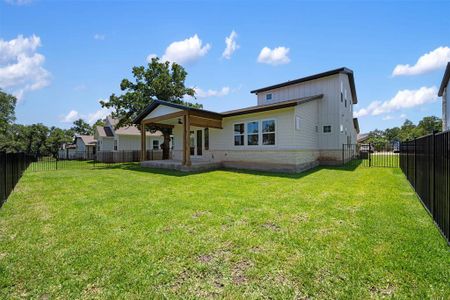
[
  {"xmin": 133, "ymin": 67, "xmax": 360, "ymax": 172},
  {"xmin": 357, "ymin": 133, "xmax": 370, "ymax": 144},
  {"xmin": 58, "ymin": 143, "xmax": 76, "ymax": 159},
  {"xmin": 74, "ymin": 135, "xmax": 96, "ymax": 159},
  {"xmin": 57, "ymin": 135, "xmax": 96, "ymax": 159},
  {"xmin": 94, "ymin": 116, "xmax": 164, "ymax": 152},
  {"xmin": 438, "ymin": 62, "xmax": 450, "ymax": 131}
]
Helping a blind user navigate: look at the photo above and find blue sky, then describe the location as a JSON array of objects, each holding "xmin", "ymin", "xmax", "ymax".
[{"xmin": 1, "ymin": 0, "xmax": 449, "ymax": 133}]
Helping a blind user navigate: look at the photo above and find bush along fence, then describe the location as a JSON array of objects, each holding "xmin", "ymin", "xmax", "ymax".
[
  {"xmin": 400, "ymin": 131, "xmax": 450, "ymax": 243},
  {"xmin": 0, "ymin": 152, "xmax": 34, "ymax": 207}
]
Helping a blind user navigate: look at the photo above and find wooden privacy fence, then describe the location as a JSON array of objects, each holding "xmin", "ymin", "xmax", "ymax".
[
  {"xmin": 400, "ymin": 131, "xmax": 450, "ymax": 243},
  {"xmin": 0, "ymin": 152, "xmax": 34, "ymax": 207}
]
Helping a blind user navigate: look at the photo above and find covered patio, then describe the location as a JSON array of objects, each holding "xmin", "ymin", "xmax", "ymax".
[{"xmin": 134, "ymin": 100, "xmax": 223, "ymax": 170}]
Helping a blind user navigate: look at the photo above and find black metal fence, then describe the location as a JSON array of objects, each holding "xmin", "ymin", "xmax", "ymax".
[
  {"xmin": 400, "ymin": 131, "xmax": 450, "ymax": 243},
  {"xmin": 342, "ymin": 143, "xmax": 399, "ymax": 168},
  {"xmin": 1, "ymin": 152, "xmax": 34, "ymax": 207}
]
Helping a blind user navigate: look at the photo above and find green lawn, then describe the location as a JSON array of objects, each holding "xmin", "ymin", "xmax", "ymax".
[{"xmin": 0, "ymin": 161, "xmax": 449, "ymax": 299}]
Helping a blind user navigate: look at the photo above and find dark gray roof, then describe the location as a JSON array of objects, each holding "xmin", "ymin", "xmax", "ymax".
[
  {"xmin": 250, "ymin": 67, "xmax": 358, "ymax": 104},
  {"xmin": 438, "ymin": 62, "xmax": 450, "ymax": 97}
]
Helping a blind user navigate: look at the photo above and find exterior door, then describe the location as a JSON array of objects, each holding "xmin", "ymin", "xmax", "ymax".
[{"xmin": 190, "ymin": 129, "xmax": 203, "ymax": 157}]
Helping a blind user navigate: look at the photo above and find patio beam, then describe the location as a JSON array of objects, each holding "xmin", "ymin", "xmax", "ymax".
[
  {"xmin": 142, "ymin": 111, "xmax": 186, "ymax": 125},
  {"xmin": 189, "ymin": 116, "xmax": 222, "ymax": 129}
]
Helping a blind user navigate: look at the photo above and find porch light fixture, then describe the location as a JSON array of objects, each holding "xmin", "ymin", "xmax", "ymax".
[{"xmin": 178, "ymin": 118, "xmax": 183, "ymax": 124}]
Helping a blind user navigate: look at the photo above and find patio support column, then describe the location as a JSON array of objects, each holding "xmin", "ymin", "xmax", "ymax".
[
  {"xmin": 140, "ymin": 123, "xmax": 146, "ymax": 161},
  {"xmin": 182, "ymin": 112, "xmax": 191, "ymax": 166}
]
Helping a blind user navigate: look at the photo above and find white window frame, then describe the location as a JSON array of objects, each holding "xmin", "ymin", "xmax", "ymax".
[
  {"xmin": 233, "ymin": 122, "xmax": 245, "ymax": 146},
  {"xmin": 261, "ymin": 119, "xmax": 276, "ymax": 146},
  {"xmin": 152, "ymin": 139, "xmax": 159, "ymax": 150},
  {"xmin": 233, "ymin": 119, "xmax": 277, "ymax": 148},
  {"xmin": 246, "ymin": 121, "xmax": 260, "ymax": 146}
]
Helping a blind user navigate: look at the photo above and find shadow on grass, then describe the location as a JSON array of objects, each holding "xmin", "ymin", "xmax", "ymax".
[{"xmin": 94, "ymin": 159, "xmax": 363, "ymax": 179}]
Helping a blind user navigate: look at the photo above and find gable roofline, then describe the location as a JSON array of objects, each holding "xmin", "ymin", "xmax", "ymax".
[
  {"xmin": 250, "ymin": 67, "xmax": 358, "ymax": 104},
  {"xmin": 221, "ymin": 94, "xmax": 323, "ymax": 117},
  {"xmin": 438, "ymin": 62, "xmax": 450, "ymax": 97},
  {"xmin": 133, "ymin": 99, "xmax": 223, "ymax": 124}
]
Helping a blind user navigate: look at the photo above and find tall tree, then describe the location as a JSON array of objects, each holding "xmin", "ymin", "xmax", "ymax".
[
  {"xmin": 47, "ymin": 127, "xmax": 73, "ymax": 158},
  {"xmin": 71, "ymin": 119, "xmax": 93, "ymax": 135},
  {"xmin": 100, "ymin": 57, "xmax": 200, "ymax": 159},
  {"xmin": 416, "ymin": 116, "xmax": 442, "ymax": 136},
  {"xmin": 0, "ymin": 90, "xmax": 17, "ymax": 134}
]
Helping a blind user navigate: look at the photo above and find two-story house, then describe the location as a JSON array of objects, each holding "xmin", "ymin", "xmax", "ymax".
[{"xmin": 132, "ymin": 67, "xmax": 360, "ymax": 172}]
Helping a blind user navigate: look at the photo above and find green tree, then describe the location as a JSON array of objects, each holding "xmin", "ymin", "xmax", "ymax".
[
  {"xmin": 92, "ymin": 119, "xmax": 105, "ymax": 129},
  {"xmin": 0, "ymin": 90, "xmax": 17, "ymax": 134},
  {"xmin": 100, "ymin": 57, "xmax": 200, "ymax": 159},
  {"xmin": 71, "ymin": 119, "xmax": 93, "ymax": 135},
  {"xmin": 416, "ymin": 116, "xmax": 442, "ymax": 136},
  {"xmin": 46, "ymin": 127, "xmax": 73, "ymax": 158}
]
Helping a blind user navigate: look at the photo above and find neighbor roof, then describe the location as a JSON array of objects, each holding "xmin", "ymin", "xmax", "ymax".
[
  {"xmin": 76, "ymin": 135, "xmax": 96, "ymax": 145},
  {"xmin": 250, "ymin": 67, "xmax": 358, "ymax": 104},
  {"xmin": 96, "ymin": 126, "xmax": 114, "ymax": 137},
  {"xmin": 357, "ymin": 133, "xmax": 370, "ymax": 143},
  {"xmin": 438, "ymin": 62, "xmax": 450, "ymax": 97},
  {"xmin": 221, "ymin": 94, "xmax": 323, "ymax": 117}
]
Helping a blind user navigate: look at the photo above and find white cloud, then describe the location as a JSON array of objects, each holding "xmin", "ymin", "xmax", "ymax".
[
  {"xmin": 0, "ymin": 34, "xmax": 51, "ymax": 101},
  {"xmin": 93, "ymin": 34, "xmax": 105, "ymax": 40},
  {"xmin": 400, "ymin": 113, "xmax": 407, "ymax": 119},
  {"xmin": 354, "ymin": 86, "xmax": 438, "ymax": 118},
  {"xmin": 146, "ymin": 53, "xmax": 157, "ymax": 63},
  {"xmin": 61, "ymin": 110, "xmax": 80, "ymax": 123},
  {"xmin": 86, "ymin": 107, "xmax": 111, "ymax": 124},
  {"xmin": 194, "ymin": 86, "xmax": 231, "ymax": 98},
  {"xmin": 222, "ymin": 30, "xmax": 239, "ymax": 59},
  {"xmin": 257, "ymin": 46, "xmax": 290, "ymax": 65},
  {"xmin": 61, "ymin": 99, "xmax": 112, "ymax": 125},
  {"xmin": 392, "ymin": 46, "xmax": 450, "ymax": 76},
  {"xmin": 160, "ymin": 34, "xmax": 211, "ymax": 65}
]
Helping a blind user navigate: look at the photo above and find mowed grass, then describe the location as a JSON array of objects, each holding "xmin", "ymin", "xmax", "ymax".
[{"xmin": 0, "ymin": 162, "xmax": 449, "ymax": 299}]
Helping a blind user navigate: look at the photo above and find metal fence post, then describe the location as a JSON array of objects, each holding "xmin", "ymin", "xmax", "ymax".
[
  {"xmin": 342, "ymin": 144, "xmax": 345, "ymax": 165},
  {"xmin": 431, "ymin": 130, "xmax": 436, "ymax": 215}
]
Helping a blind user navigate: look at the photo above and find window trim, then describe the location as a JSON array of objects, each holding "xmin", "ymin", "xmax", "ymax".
[
  {"xmin": 152, "ymin": 139, "xmax": 160, "ymax": 150},
  {"xmin": 246, "ymin": 121, "xmax": 259, "ymax": 146},
  {"xmin": 233, "ymin": 119, "xmax": 277, "ymax": 148},
  {"xmin": 265, "ymin": 93, "xmax": 273, "ymax": 101},
  {"xmin": 114, "ymin": 139, "xmax": 118, "ymax": 151},
  {"xmin": 233, "ymin": 122, "xmax": 245, "ymax": 146},
  {"xmin": 261, "ymin": 119, "xmax": 276, "ymax": 146}
]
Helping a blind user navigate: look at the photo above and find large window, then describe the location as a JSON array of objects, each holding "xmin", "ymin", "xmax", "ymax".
[
  {"xmin": 204, "ymin": 128, "xmax": 209, "ymax": 150},
  {"xmin": 262, "ymin": 120, "xmax": 276, "ymax": 145},
  {"xmin": 234, "ymin": 123, "xmax": 244, "ymax": 146},
  {"xmin": 247, "ymin": 121, "xmax": 259, "ymax": 145}
]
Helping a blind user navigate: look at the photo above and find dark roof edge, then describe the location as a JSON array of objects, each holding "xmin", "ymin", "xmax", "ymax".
[
  {"xmin": 353, "ymin": 118, "xmax": 360, "ymax": 134},
  {"xmin": 438, "ymin": 62, "xmax": 450, "ymax": 96},
  {"xmin": 222, "ymin": 94, "xmax": 323, "ymax": 117},
  {"xmin": 133, "ymin": 99, "xmax": 222, "ymax": 124},
  {"xmin": 250, "ymin": 67, "xmax": 358, "ymax": 104}
]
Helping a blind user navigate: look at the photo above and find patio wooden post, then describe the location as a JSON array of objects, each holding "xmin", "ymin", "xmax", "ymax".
[
  {"xmin": 182, "ymin": 113, "xmax": 191, "ymax": 166},
  {"xmin": 140, "ymin": 123, "xmax": 146, "ymax": 161}
]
